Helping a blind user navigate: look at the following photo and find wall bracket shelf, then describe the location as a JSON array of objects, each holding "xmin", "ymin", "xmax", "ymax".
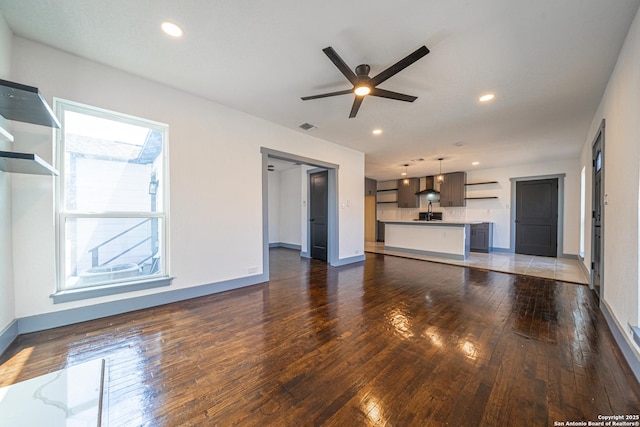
[
  {"xmin": 0, "ymin": 79, "xmax": 61, "ymax": 128},
  {"xmin": 465, "ymin": 196, "xmax": 498, "ymax": 200},
  {"xmin": 0, "ymin": 150, "xmax": 59, "ymax": 175},
  {"xmin": 465, "ymin": 181, "xmax": 498, "ymax": 186}
]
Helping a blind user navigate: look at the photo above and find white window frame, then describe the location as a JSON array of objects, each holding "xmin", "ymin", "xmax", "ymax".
[{"xmin": 52, "ymin": 99, "xmax": 171, "ymax": 303}]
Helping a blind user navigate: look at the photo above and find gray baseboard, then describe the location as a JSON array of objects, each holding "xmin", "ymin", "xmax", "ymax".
[
  {"xmin": 577, "ymin": 258, "xmax": 590, "ymax": 284},
  {"xmin": 331, "ymin": 254, "xmax": 366, "ymax": 266},
  {"xmin": 384, "ymin": 246, "xmax": 466, "ymax": 261},
  {"xmin": 601, "ymin": 300, "xmax": 640, "ymax": 383},
  {"xmin": 0, "ymin": 320, "xmax": 18, "ymax": 355},
  {"xmin": 559, "ymin": 253, "xmax": 578, "ymax": 260},
  {"xmin": 489, "ymin": 247, "xmax": 511, "ymax": 253},
  {"xmin": 269, "ymin": 242, "xmax": 302, "ymax": 250},
  {"xmin": 16, "ymin": 273, "xmax": 268, "ymax": 335}
]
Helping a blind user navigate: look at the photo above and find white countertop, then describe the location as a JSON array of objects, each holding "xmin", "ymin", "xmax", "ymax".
[{"xmin": 381, "ymin": 219, "xmax": 483, "ymax": 225}]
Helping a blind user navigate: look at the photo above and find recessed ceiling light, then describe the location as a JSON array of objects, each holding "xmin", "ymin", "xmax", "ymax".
[
  {"xmin": 372, "ymin": 129, "xmax": 382, "ymax": 135},
  {"xmin": 161, "ymin": 21, "xmax": 184, "ymax": 38},
  {"xmin": 472, "ymin": 161, "xmax": 480, "ymax": 165},
  {"xmin": 479, "ymin": 93, "xmax": 495, "ymax": 103}
]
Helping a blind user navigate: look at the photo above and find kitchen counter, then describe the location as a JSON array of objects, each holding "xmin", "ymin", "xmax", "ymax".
[
  {"xmin": 381, "ymin": 219, "xmax": 476, "ymax": 259},
  {"xmin": 381, "ymin": 219, "xmax": 482, "ymax": 225}
]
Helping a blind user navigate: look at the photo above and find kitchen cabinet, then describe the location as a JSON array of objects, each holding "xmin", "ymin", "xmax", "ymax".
[
  {"xmin": 0, "ymin": 79, "xmax": 59, "ymax": 175},
  {"xmin": 365, "ymin": 178, "xmax": 377, "ymax": 196},
  {"xmin": 439, "ymin": 172, "xmax": 466, "ymax": 207},
  {"xmin": 470, "ymin": 222, "xmax": 493, "ymax": 253},
  {"xmin": 377, "ymin": 220, "xmax": 385, "ymax": 242},
  {"xmin": 397, "ymin": 178, "xmax": 419, "ymax": 208}
]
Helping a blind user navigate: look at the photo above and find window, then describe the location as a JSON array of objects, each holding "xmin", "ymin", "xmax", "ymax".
[{"xmin": 56, "ymin": 100, "xmax": 169, "ymax": 293}]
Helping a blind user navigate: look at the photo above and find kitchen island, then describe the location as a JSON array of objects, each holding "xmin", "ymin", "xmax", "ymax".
[{"xmin": 382, "ymin": 220, "xmax": 481, "ymax": 260}]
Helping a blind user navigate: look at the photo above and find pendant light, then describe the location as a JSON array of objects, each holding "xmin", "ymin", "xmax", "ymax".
[
  {"xmin": 436, "ymin": 157, "xmax": 445, "ymax": 183},
  {"xmin": 402, "ymin": 163, "xmax": 409, "ymax": 184}
]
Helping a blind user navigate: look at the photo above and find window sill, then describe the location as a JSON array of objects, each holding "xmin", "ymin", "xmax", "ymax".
[{"xmin": 51, "ymin": 276, "xmax": 173, "ymax": 304}]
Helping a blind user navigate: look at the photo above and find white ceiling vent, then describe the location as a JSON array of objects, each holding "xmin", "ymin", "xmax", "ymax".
[{"xmin": 299, "ymin": 122, "xmax": 316, "ymax": 131}]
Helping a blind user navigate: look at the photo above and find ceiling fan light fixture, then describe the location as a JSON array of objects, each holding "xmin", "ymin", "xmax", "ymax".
[{"xmin": 354, "ymin": 85, "xmax": 371, "ymax": 96}]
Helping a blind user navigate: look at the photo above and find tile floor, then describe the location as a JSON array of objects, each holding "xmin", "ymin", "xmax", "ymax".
[{"xmin": 365, "ymin": 242, "xmax": 589, "ymax": 284}]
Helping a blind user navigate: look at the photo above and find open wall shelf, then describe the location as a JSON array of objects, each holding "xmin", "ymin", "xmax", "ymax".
[
  {"xmin": 0, "ymin": 79, "xmax": 60, "ymax": 128},
  {"xmin": 0, "ymin": 150, "xmax": 59, "ymax": 175},
  {"xmin": 0, "ymin": 79, "xmax": 59, "ymax": 176},
  {"xmin": 465, "ymin": 181, "xmax": 498, "ymax": 186},
  {"xmin": 465, "ymin": 196, "xmax": 498, "ymax": 200}
]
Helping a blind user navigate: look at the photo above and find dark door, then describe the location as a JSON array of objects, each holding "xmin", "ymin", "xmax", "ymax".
[
  {"xmin": 592, "ymin": 128, "xmax": 604, "ymax": 298},
  {"xmin": 515, "ymin": 179, "xmax": 558, "ymax": 256},
  {"xmin": 310, "ymin": 170, "xmax": 328, "ymax": 261}
]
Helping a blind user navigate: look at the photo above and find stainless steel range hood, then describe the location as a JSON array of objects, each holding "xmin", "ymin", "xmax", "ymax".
[{"xmin": 416, "ymin": 176, "xmax": 440, "ymax": 195}]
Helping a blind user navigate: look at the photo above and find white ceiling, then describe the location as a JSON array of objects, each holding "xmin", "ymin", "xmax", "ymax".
[{"xmin": 1, "ymin": 0, "xmax": 638, "ymax": 180}]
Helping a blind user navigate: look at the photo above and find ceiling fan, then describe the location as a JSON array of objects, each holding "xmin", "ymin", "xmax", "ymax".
[{"xmin": 301, "ymin": 45, "xmax": 429, "ymax": 118}]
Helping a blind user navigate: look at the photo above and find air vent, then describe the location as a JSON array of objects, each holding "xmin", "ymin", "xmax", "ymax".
[{"xmin": 299, "ymin": 122, "xmax": 316, "ymax": 131}]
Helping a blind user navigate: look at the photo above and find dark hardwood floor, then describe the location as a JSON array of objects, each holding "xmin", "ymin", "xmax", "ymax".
[{"xmin": 1, "ymin": 248, "xmax": 639, "ymax": 426}]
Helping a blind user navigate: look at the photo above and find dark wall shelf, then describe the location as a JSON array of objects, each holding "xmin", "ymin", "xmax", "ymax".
[
  {"xmin": 0, "ymin": 79, "xmax": 60, "ymax": 128},
  {"xmin": 377, "ymin": 201, "xmax": 398, "ymax": 204},
  {"xmin": 377, "ymin": 188, "xmax": 398, "ymax": 192},
  {"xmin": 465, "ymin": 196, "xmax": 498, "ymax": 200},
  {"xmin": 465, "ymin": 181, "xmax": 498, "ymax": 186},
  {"xmin": 0, "ymin": 150, "xmax": 59, "ymax": 175},
  {"xmin": 0, "ymin": 79, "xmax": 59, "ymax": 176}
]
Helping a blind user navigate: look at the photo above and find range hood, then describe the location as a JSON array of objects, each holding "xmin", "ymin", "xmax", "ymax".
[{"xmin": 416, "ymin": 176, "xmax": 440, "ymax": 195}]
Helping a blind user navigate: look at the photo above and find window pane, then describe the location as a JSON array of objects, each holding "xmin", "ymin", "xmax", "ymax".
[
  {"xmin": 64, "ymin": 217, "xmax": 163, "ymax": 288},
  {"xmin": 63, "ymin": 110, "xmax": 164, "ymax": 213}
]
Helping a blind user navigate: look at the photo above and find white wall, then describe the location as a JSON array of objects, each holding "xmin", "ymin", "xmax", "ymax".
[
  {"xmin": 0, "ymin": 12, "xmax": 15, "ymax": 334},
  {"xmin": 580, "ymin": 6, "xmax": 640, "ymax": 351},
  {"xmin": 267, "ymin": 171, "xmax": 281, "ymax": 244},
  {"xmin": 377, "ymin": 158, "xmax": 580, "ymax": 254},
  {"xmin": 9, "ymin": 37, "xmax": 364, "ymax": 319},
  {"xmin": 267, "ymin": 167, "xmax": 303, "ymax": 247},
  {"xmin": 279, "ymin": 168, "xmax": 302, "ymax": 246}
]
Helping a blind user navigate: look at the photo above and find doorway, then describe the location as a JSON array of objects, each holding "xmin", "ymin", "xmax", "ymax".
[
  {"xmin": 261, "ymin": 148, "xmax": 339, "ymax": 278},
  {"xmin": 309, "ymin": 170, "xmax": 328, "ymax": 261},
  {"xmin": 514, "ymin": 178, "xmax": 559, "ymax": 257},
  {"xmin": 591, "ymin": 120, "xmax": 605, "ymax": 299}
]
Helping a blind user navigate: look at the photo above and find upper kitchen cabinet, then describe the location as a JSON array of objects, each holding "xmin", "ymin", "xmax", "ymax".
[
  {"xmin": 439, "ymin": 172, "xmax": 466, "ymax": 207},
  {"xmin": 397, "ymin": 178, "xmax": 419, "ymax": 208},
  {"xmin": 365, "ymin": 178, "xmax": 377, "ymax": 196},
  {"xmin": 0, "ymin": 79, "xmax": 59, "ymax": 176}
]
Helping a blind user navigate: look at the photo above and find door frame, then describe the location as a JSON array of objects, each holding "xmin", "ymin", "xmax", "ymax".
[
  {"xmin": 261, "ymin": 148, "xmax": 339, "ymax": 277},
  {"xmin": 509, "ymin": 173, "xmax": 566, "ymax": 257},
  {"xmin": 590, "ymin": 119, "xmax": 605, "ymax": 298}
]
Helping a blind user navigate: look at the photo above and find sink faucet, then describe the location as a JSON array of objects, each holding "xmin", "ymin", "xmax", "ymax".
[{"xmin": 427, "ymin": 201, "xmax": 433, "ymax": 221}]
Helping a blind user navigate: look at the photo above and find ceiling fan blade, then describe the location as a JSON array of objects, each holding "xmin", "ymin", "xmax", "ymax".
[
  {"xmin": 370, "ymin": 88, "xmax": 417, "ymax": 102},
  {"xmin": 369, "ymin": 45, "xmax": 429, "ymax": 87},
  {"xmin": 349, "ymin": 96, "xmax": 364, "ymax": 118},
  {"xmin": 323, "ymin": 47, "xmax": 359, "ymax": 86},
  {"xmin": 301, "ymin": 89, "xmax": 353, "ymax": 100}
]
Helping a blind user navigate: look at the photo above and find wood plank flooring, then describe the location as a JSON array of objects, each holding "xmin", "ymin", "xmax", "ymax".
[{"xmin": 1, "ymin": 248, "xmax": 639, "ymax": 426}]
